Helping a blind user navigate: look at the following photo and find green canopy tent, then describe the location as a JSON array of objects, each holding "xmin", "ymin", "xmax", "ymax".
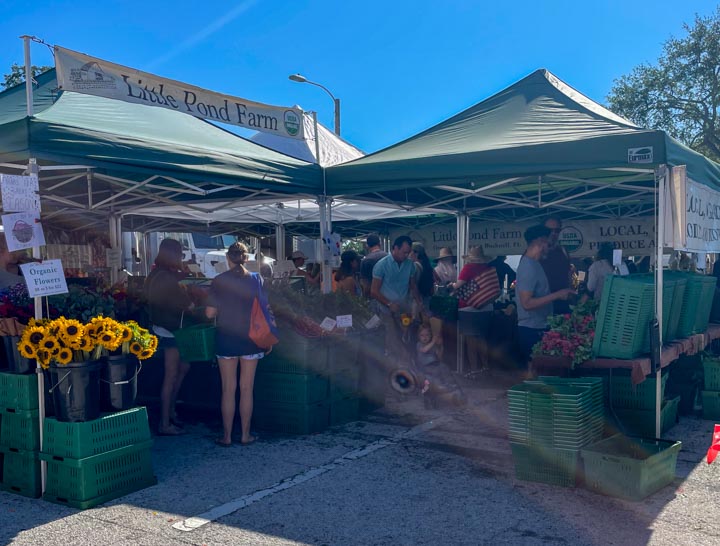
[
  {"xmin": 326, "ymin": 69, "xmax": 720, "ymax": 224},
  {"xmin": 0, "ymin": 69, "xmax": 324, "ymax": 234},
  {"xmin": 327, "ymin": 69, "xmax": 720, "ymax": 436}
]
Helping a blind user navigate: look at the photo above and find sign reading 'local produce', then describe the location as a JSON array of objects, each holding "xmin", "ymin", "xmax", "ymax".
[{"xmin": 394, "ymin": 218, "xmax": 656, "ymax": 258}]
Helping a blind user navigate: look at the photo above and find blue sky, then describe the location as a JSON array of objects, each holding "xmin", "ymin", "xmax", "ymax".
[{"xmin": 0, "ymin": 0, "xmax": 716, "ymax": 153}]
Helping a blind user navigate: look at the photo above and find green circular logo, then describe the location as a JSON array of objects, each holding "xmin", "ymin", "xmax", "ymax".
[
  {"xmin": 558, "ymin": 226, "xmax": 583, "ymax": 254},
  {"xmin": 284, "ymin": 110, "xmax": 301, "ymax": 136}
]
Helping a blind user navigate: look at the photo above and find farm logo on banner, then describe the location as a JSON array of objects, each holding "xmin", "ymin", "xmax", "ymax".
[{"xmin": 54, "ymin": 46, "xmax": 305, "ymax": 139}]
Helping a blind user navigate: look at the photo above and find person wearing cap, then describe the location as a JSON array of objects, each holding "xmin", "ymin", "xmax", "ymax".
[
  {"xmin": 451, "ymin": 246, "xmax": 498, "ymax": 373},
  {"xmin": 360, "ymin": 234, "xmax": 388, "ymax": 298},
  {"xmin": 516, "ymin": 225, "xmax": 576, "ymax": 368},
  {"xmin": 540, "ymin": 217, "xmax": 572, "ymax": 314},
  {"xmin": 291, "ymin": 250, "xmax": 321, "ymax": 287},
  {"xmin": 434, "ymin": 247, "xmax": 457, "ymax": 284},
  {"xmin": 206, "ymin": 242, "xmax": 267, "ymax": 447}
]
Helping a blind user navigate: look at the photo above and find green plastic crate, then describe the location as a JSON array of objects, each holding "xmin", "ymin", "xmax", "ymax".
[
  {"xmin": 510, "ymin": 442, "xmax": 579, "ymax": 487},
  {"xmin": 253, "ymin": 400, "xmax": 329, "ymax": 435},
  {"xmin": 329, "ymin": 368, "xmax": 360, "ymax": 400},
  {"xmin": 42, "ymin": 407, "xmax": 152, "ymax": 459},
  {"xmin": 40, "ymin": 440, "xmax": 156, "ymax": 506},
  {"xmin": 581, "ymin": 435, "xmax": 681, "ymax": 500},
  {"xmin": 0, "ymin": 445, "xmax": 41, "ymax": 498},
  {"xmin": 264, "ymin": 332, "xmax": 328, "ymax": 375},
  {"xmin": 330, "ymin": 397, "xmax": 360, "ymax": 426},
  {"xmin": 593, "ymin": 275, "xmax": 655, "ymax": 359},
  {"xmin": 609, "ymin": 373, "xmax": 668, "ymax": 411},
  {"xmin": 174, "ymin": 323, "xmax": 216, "ymax": 362},
  {"xmin": 702, "ymin": 390, "xmax": 720, "ymax": 420},
  {"xmin": 666, "ymin": 278, "xmax": 687, "ymax": 341},
  {"xmin": 0, "ymin": 408, "xmax": 40, "ymax": 451},
  {"xmin": 613, "ymin": 396, "xmax": 680, "ymax": 437},
  {"xmin": 666, "ymin": 272, "xmax": 716, "ymax": 337},
  {"xmin": 624, "ymin": 274, "xmax": 676, "ymax": 343},
  {"xmin": 0, "ymin": 371, "xmax": 39, "ymax": 411},
  {"xmin": 702, "ymin": 358, "xmax": 720, "ymax": 391},
  {"xmin": 254, "ymin": 372, "xmax": 328, "ymax": 404},
  {"xmin": 327, "ymin": 334, "xmax": 364, "ymax": 372},
  {"xmin": 429, "ymin": 295, "xmax": 459, "ymax": 321}
]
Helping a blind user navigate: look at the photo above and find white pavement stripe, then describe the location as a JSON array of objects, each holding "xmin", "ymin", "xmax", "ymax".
[{"xmin": 173, "ymin": 416, "xmax": 450, "ymax": 532}]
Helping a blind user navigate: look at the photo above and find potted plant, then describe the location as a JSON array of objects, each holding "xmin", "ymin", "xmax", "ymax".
[
  {"xmin": 532, "ymin": 301, "xmax": 598, "ymax": 373},
  {"xmin": 0, "ymin": 283, "xmax": 37, "ymax": 374}
]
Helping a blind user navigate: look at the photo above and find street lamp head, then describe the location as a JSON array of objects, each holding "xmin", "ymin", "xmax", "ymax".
[{"xmin": 289, "ymin": 74, "xmax": 307, "ymax": 83}]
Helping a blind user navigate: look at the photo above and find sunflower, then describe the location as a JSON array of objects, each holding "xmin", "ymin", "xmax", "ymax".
[
  {"xmin": 79, "ymin": 336, "xmax": 95, "ymax": 351},
  {"xmin": 23, "ymin": 326, "xmax": 46, "ymax": 346},
  {"xmin": 18, "ymin": 340, "xmax": 37, "ymax": 359},
  {"xmin": 129, "ymin": 341, "xmax": 142, "ymax": 356},
  {"xmin": 99, "ymin": 331, "xmax": 121, "ymax": 351},
  {"xmin": 56, "ymin": 347, "xmax": 73, "ymax": 365},
  {"xmin": 148, "ymin": 335, "xmax": 158, "ymax": 351},
  {"xmin": 119, "ymin": 326, "xmax": 133, "ymax": 343},
  {"xmin": 58, "ymin": 319, "xmax": 84, "ymax": 343},
  {"xmin": 36, "ymin": 349, "xmax": 51, "ymax": 369},
  {"xmin": 40, "ymin": 335, "xmax": 60, "ymax": 355},
  {"xmin": 138, "ymin": 349, "xmax": 154, "ymax": 360}
]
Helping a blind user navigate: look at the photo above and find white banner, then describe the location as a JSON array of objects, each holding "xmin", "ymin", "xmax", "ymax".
[
  {"xmin": 678, "ymin": 174, "xmax": 720, "ymax": 253},
  {"xmin": 392, "ymin": 218, "xmax": 657, "ymax": 259},
  {"xmin": 54, "ymin": 46, "xmax": 304, "ymax": 139}
]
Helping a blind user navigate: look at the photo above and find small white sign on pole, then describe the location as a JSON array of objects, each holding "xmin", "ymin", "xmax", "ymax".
[
  {"xmin": 1, "ymin": 212, "xmax": 45, "ymax": 251},
  {"xmin": 319, "ymin": 317, "xmax": 337, "ymax": 331},
  {"xmin": 612, "ymin": 249, "xmax": 623, "ymax": 267},
  {"xmin": 0, "ymin": 174, "xmax": 41, "ymax": 212},
  {"xmin": 19, "ymin": 259, "xmax": 69, "ymax": 297}
]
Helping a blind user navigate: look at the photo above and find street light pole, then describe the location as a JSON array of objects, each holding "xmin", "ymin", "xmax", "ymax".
[{"xmin": 289, "ymin": 73, "xmax": 341, "ymax": 136}]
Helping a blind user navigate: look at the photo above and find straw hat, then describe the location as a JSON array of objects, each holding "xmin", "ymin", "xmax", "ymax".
[
  {"xmin": 463, "ymin": 246, "xmax": 490, "ymax": 263},
  {"xmin": 437, "ymin": 247, "xmax": 455, "ymax": 260},
  {"xmin": 291, "ymin": 250, "xmax": 308, "ymax": 260}
]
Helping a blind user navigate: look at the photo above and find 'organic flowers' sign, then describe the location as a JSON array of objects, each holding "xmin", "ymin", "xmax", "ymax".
[{"xmin": 19, "ymin": 259, "xmax": 68, "ymax": 298}]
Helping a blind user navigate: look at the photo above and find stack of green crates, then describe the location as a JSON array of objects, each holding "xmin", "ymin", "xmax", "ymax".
[
  {"xmin": 0, "ymin": 372, "xmax": 41, "ymax": 498},
  {"xmin": 608, "ymin": 372, "xmax": 678, "ymax": 436},
  {"xmin": 702, "ymin": 356, "xmax": 720, "ymax": 421},
  {"xmin": 581, "ymin": 434, "xmax": 682, "ymax": 500},
  {"xmin": 664, "ymin": 271, "xmax": 716, "ymax": 338},
  {"xmin": 254, "ymin": 334, "xmax": 331, "ymax": 435},
  {"xmin": 508, "ymin": 382, "xmax": 599, "ymax": 487},
  {"xmin": 254, "ymin": 333, "xmax": 366, "ymax": 434},
  {"xmin": 40, "ymin": 407, "xmax": 156, "ymax": 509}
]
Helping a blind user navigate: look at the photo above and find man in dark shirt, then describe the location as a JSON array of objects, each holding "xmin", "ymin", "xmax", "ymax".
[
  {"xmin": 488, "ymin": 255, "xmax": 516, "ymax": 290},
  {"xmin": 540, "ymin": 217, "xmax": 572, "ymax": 314},
  {"xmin": 360, "ymin": 234, "xmax": 387, "ymax": 298}
]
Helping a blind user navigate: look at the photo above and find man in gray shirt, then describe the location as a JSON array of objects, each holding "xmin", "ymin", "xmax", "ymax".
[{"xmin": 516, "ymin": 225, "xmax": 575, "ymax": 368}]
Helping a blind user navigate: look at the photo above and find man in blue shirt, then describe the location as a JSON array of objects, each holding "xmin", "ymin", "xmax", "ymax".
[
  {"xmin": 516, "ymin": 225, "xmax": 575, "ymax": 369},
  {"xmin": 371, "ymin": 235, "xmax": 422, "ymax": 359}
]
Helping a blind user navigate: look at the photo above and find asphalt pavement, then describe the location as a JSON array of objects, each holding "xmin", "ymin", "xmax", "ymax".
[{"xmin": 1, "ymin": 373, "xmax": 719, "ymax": 546}]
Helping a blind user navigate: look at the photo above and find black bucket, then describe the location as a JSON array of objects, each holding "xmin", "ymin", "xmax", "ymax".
[
  {"xmin": 48, "ymin": 360, "xmax": 104, "ymax": 422},
  {"xmin": 1, "ymin": 336, "xmax": 33, "ymax": 374},
  {"xmin": 101, "ymin": 355, "xmax": 141, "ymax": 412}
]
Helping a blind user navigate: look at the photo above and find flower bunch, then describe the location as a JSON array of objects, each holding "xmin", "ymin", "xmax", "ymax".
[
  {"xmin": 532, "ymin": 300, "xmax": 598, "ymax": 368},
  {"xmin": 17, "ymin": 316, "xmax": 158, "ymax": 369},
  {"xmin": 0, "ymin": 283, "xmax": 35, "ymax": 323}
]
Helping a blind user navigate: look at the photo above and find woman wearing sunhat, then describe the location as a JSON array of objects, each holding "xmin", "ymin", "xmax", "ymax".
[
  {"xmin": 434, "ymin": 247, "xmax": 457, "ymax": 284},
  {"xmin": 452, "ymin": 246, "xmax": 498, "ymax": 374}
]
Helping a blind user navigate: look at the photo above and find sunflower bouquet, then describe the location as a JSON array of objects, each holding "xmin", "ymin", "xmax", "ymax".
[{"xmin": 17, "ymin": 316, "xmax": 158, "ymax": 369}]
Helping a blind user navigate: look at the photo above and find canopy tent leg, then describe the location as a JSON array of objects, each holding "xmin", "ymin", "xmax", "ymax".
[
  {"xmin": 655, "ymin": 165, "xmax": 667, "ymax": 438},
  {"xmin": 318, "ymin": 195, "xmax": 332, "ymax": 294},
  {"xmin": 456, "ymin": 213, "xmax": 470, "ymax": 373},
  {"xmin": 275, "ymin": 223, "xmax": 286, "ymax": 263}
]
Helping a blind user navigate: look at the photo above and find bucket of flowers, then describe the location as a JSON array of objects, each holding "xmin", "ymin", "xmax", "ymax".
[
  {"xmin": 532, "ymin": 301, "xmax": 598, "ymax": 372},
  {"xmin": 17, "ymin": 316, "xmax": 158, "ymax": 421}
]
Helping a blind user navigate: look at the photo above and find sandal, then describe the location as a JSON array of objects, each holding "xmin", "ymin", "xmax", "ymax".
[{"xmin": 214, "ymin": 438, "xmax": 233, "ymax": 448}]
